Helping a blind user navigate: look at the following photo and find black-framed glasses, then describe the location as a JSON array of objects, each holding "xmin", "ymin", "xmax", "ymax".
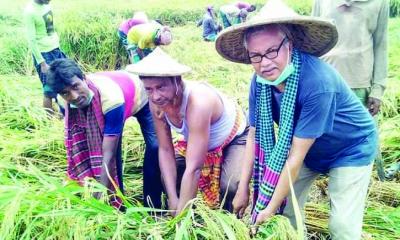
[{"xmin": 248, "ymin": 37, "xmax": 287, "ymax": 63}]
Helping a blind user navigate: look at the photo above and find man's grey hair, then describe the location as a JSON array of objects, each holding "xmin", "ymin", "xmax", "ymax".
[{"xmin": 243, "ymin": 24, "xmax": 293, "ymax": 50}]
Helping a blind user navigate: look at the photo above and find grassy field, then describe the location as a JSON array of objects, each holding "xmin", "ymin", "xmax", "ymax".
[{"xmin": 0, "ymin": 0, "xmax": 399, "ymax": 239}]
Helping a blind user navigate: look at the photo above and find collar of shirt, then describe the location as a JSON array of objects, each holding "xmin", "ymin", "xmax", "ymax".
[{"xmin": 337, "ymin": 0, "xmax": 369, "ymax": 7}]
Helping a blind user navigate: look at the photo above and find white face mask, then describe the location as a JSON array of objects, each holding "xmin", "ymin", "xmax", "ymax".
[
  {"xmin": 70, "ymin": 89, "xmax": 94, "ymax": 109},
  {"xmin": 256, "ymin": 47, "xmax": 293, "ymax": 86}
]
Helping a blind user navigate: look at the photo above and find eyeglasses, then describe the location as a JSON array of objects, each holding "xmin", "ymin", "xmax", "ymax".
[{"xmin": 248, "ymin": 37, "xmax": 287, "ymax": 63}]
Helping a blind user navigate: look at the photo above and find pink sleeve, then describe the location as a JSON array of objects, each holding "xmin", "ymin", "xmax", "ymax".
[
  {"xmin": 128, "ymin": 19, "xmax": 146, "ymax": 29},
  {"xmin": 235, "ymin": 1, "xmax": 251, "ymax": 9},
  {"xmin": 95, "ymin": 71, "xmax": 136, "ymax": 121}
]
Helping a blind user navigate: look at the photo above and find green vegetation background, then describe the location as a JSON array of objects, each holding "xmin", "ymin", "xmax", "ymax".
[{"xmin": 0, "ymin": 0, "xmax": 399, "ymax": 239}]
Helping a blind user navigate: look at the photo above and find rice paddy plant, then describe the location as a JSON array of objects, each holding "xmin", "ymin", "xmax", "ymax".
[
  {"xmin": 282, "ymin": 0, "xmax": 400, "ymax": 17},
  {"xmin": 0, "ymin": 122, "xmax": 148, "ymax": 198},
  {"xmin": 0, "ymin": 33, "xmax": 32, "ymax": 75},
  {"xmin": 20, "ymin": 134, "xmax": 65, "ymax": 165},
  {"xmin": 0, "ymin": 103, "xmax": 52, "ymax": 130},
  {"xmin": 0, "ymin": 0, "xmax": 317, "ymax": 74},
  {"xmin": 255, "ymin": 215, "xmax": 298, "ymax": 240},
  {"xmin": 166, "ymin": 25, "xmax": 253, "ymax": 107},
  {"xmin": 0, "ymin": 0, "xmax": 399, "ymax": 238},
  {"xmin": 388, "ymin": 17, "xmax": 400, "ymax": 77},
  {"xmin": 283, "ymin": 0, "xmax": 312, "ymax": 15},
  {"xmin": 166, "ymin": 199, "xmax": 250, "ymax": 240},
  {"xmin": 315, "ymin": 177, "xmax": 400, "ymax": 208},
  {"xmin": 381, "ymin": 18, "xmax": 400, "ymax": 118},
  {"xmin": 0, "ymin": 11, "xmax": 32, "ymax": 75},
  {"xmin": 0, "ymin": 157, "xmax": 301, "ymax": 239},
  {"xmin": 164, "ymin": 198, "xmax": 298, "ymax": 240},
  {"xmin": 7, "ymin": 123, "xmax": 66, "ymax": 176},
  {"xmin": 0, "ymin": 75, "xmax": 36, "ymax": 110},
  {"xmin": 380, "ymin": 78, "xmax": 400, "ymax": 119},
  {"xmin": 0, "ymin": 160, "xmax": 299, "ymax": 239},
  {"xmin": 0, "ymin": 77, "xmax": 156, "ymax": 200},
  {"xmin": 51, "ymin": 0, "xmax": 267, "ymax": 26},
  {"xmin": 146, "ymin": 8, "xmax": 203, "ymax": 26},
  {"xmin": 380, "ymin": 116, "xmax": 400, "ymax": 164},
  {"xmin": 390, "ymin": 0, "xmax": 400, "ymax": 17},
  {"xmin": 303, "ymin": 204, "xmax": 329, "ymax": 238},
  {"xmin": 368, "ymin": 180, "xmax": 400, "ymax": 207},
  {"xmin": 58, "ymin": 13, "xmax": 124, "ymax": 71},
  {"xmin": 0, "ymin": 75, "xmax": 52, "ymax": 131},
  {"xmin": 122, "ymin": 119, "xmax": 146, "ymax": 166},
  {"xmin": 363, "ymin": 203, "xmax": 400, "ymax": 239},
  {"xmin": 305, "ymin": 203, "xmax": 400, "ymax": 240},
  {"xmin": 0, "ymin": 161, "xmax": 161, "ymax": 239}
]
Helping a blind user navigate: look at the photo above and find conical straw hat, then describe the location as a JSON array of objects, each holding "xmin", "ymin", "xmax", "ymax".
[
  {"xmin": 126, "ymin": 47, "xmax": 191, "ymax": 77},
  {"xmin": 215, "ymin": 0, "xmax": 338, "ymax": 64}
]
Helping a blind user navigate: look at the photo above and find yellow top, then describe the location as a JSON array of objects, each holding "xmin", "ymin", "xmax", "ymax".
[{"xmin": 127, "ymin": 22, "xmax": 161, "ymax": 50}]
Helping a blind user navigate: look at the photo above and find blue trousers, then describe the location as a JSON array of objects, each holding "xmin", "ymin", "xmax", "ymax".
[
  {"xmin": 133, "ymin": 103, "xmax": 163, "ymax": 208},
  {"xmin": 117, "ymin": 30, "xmax": 128, "ymax": 48},
  {"xmin": 116, "ymin": 103, "xmax": 163, "ymax": 208}
]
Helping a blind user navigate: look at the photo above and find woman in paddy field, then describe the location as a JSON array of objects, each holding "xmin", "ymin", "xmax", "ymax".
[
  {"xmin": 126, "ymin": 22, "xmax": 172, "ymax": 64},
  {"xmin": 117, "ymin": 11, "xmax": 149, "ymax": 60},
  {"xmin": 127, "ymin": 48, "xmax": 250, "ymax": 215},
  {"xmin": 197, "ymin": 5, "xmax": 222, "ymax": 42}
]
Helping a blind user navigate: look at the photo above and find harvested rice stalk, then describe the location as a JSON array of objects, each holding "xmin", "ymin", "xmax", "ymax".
[
  {"xmin": 363, "ymin": 202, "xmax": 400, "ymax": 239},
  {"xmin": 367, "ymin": 180, "xmax": 400, "ymax": 207},
  {"xmin": 166, "ymin": 199, "xmax": 251, "ymax": 240},
  {"xmin": 314, "ymin": 177, "xmax": 400, "ymax": 208},
  {"xmin": 305, "ymin": 203, "xmax": 400, "ymax": 240},
  {"xmin": 305, "ymin": 203, "xmax": 329, "ymax": 234},
  {"xmin": 255, "ymin": 215, "xmax": 298, "ymax": 240}
]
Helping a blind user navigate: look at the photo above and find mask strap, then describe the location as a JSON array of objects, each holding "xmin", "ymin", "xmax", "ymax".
[
  {"xmin": 286, "ymin": 43, "xmax": 291, "ymax": 66},
  {"xmin": 174, "ymin": 77, "xmax": 179, "ymax": 96}
]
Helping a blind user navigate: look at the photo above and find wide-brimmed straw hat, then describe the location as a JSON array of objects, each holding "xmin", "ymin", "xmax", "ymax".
[
  {"xmin": 215, "ymin": 0, "xmax": 338, "ymax": 64},
  {"xmin": 125, "ymin": 47, "xmax": 191, "ymax": 77}
]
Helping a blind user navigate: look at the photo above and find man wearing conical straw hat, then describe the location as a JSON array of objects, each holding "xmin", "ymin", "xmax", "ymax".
[
  {"xmin": 216, "ymin": 0, "xmax": 377, "ymax": 239},
  {"xmin": 127, "ymin": 48, "xmax": 249, "ymax": 215}
]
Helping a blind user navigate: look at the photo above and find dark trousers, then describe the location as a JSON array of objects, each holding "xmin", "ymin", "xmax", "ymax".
[
  {"xmin": 117, "ymin": 30, "xmax": 128, "ymax": 48},
  {"xmin": 134, "ymin": 103, "xmax": 163, "ymax": 208}
]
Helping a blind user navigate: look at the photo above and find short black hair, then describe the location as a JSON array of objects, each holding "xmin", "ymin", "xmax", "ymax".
[
  {"xmin": 249, "ymin": 5, "xmax": 256, "ymax": 12},
  {"xmin": 47, "ymin": 58, "xmax": 84, "ymax": 94},
  {"xmin": 154, "ymin": 19, "xmax": 163, "ymax": 25}
]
